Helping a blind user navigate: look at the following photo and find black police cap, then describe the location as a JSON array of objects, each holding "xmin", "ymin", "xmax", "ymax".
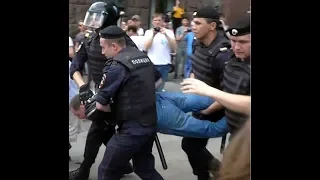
[
  {"xmin": 193, "ymin": 6, "xmax": 220, "ymax": 20},
  {"xmin": 99, "ymin": 25, "xmax": 126, "ymax": 39},
  {"xmin": 226, "ymin": 14, "xmax": 250, "ymax": 36}
]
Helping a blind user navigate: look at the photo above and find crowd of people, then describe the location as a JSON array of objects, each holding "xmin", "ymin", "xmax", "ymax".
[{"xmin": 69, "ymin": 0, "xmax": 251, "ymax": 180}]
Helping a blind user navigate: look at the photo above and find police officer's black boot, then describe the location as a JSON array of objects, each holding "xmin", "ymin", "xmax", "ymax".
[
  {"xmin": 69, "ymin": 167, "xmax": 90, "ymax": 180},
  {"xmin": 69, "ymin": 162, "xmax": 133, "ymax": 180}
]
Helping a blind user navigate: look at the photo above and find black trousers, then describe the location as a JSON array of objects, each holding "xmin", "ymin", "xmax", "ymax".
[
  {"xmin": 182, "ymin": 137, "xmax": 214, "ymax": 179},
  {"xmin": 79, "ymin": 84, "xmax": 132, "ymax": 177},
  {"xmin": 98, "ymin": 121, "xmax": 163, "ymax": 180},
  {"xmin": 80, "ymin": 81, "xmax": 116, "ymax": 170},
  {"xmin": 80, "ymin": 121, "xmax": 115, "ymax": 171},
  {"xmin": 172, "ymin": 17, "xmax": 182, "ymax": 34},
  {"xmin": 181, "ymin": 112, "xmax": 224, "ymax": 180}
]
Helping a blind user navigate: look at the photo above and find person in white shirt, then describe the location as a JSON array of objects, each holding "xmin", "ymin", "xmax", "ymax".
[
  {"xmin": 126, "ymin": 25, "xmax": 146, "ymax": 52},
  {"xmin": 131, "ymin": 15, "xmax": 144, "ymax": 36},
  {"xmin": 144, "ymin": 13, "xmax": 177, "ymax": 91}
]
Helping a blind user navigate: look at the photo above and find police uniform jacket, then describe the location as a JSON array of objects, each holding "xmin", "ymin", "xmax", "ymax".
[{"xmin": 96, "ymin": 47, "xmax": 158, "ymax": 126}]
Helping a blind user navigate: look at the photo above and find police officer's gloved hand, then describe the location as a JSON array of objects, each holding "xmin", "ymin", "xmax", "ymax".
[
  {"xmin": 79, "ymin": 83, "xmax": 94, "ymax": 104},
  {"xmin": 84, "ymin": 96, "xmax": 115, "ymax": 125}
]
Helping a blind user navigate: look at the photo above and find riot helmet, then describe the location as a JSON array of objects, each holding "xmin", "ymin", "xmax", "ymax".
[{"xmin": 83, "ymin": 1, "xmax": 120, "ymax": 30}]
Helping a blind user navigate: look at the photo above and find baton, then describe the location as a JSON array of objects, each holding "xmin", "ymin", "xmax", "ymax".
[
  {"xmin": 220, "ymin": 135, "xmax": 227, "ymax": 154},
  {"xmin": 155, "ymin": 134, "xmax": 168, "ymax": 170}
]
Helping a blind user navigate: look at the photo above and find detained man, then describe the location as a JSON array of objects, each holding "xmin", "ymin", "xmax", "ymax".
[{"xmin": 70, "ymin": 92, "xmax": 229, "ymax": 139}]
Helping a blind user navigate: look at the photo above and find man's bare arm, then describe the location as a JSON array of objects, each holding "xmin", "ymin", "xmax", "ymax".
[
  {"xmin": 201, "ymin": 101, "xmax": 224, "ymax": 115},
  {"xmin": 69, "ymin": 46, "xmax": 75, "ymax": 58},
  {"xmin": 70, "ymin": 42, "xmax": 89, "ymax": 87},
  {"xmin": 208, "ymin": 88, "xmax": 251, "ymax": 115},
  {"xmin": 165, "ymin": 33, "xmax": 177, "ymax": 51},
  {"xmin": 72, "ymin": 72, "xmax": 86, "ymax": 88}
]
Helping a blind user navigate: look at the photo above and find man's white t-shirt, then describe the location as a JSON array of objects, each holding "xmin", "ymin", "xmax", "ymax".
[
  {"xmin": 137, "ymin": 28, "xmax": 144, "ymax": 36},
  {"xmin": 69, "ymin": 37, "xmax": 74, "ymax": 47},
  {"xmin": 144, "ymin": 28, "xmax": 175, "ymax": 65},
  {"xmin": 130, "ymin": 35, "xmax": 146, "ymax": 52}
]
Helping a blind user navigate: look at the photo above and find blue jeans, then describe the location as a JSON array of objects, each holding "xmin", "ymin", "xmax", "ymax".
[
  {"xmin": 156, "ymin": 92, "xmax": 229, "ymax": 138},
  {"xmin": 155, "ymin": 64, "xmax": 171, "ymax": 91},
  {"xmin": 184, "ymin": 57, "xmax": 192, "ymax": 78}
]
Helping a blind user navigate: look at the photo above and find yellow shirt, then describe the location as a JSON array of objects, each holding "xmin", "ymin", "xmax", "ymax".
[{"xmin": 173, "ymin": 6, "xmax": 184, "ymax": 18}]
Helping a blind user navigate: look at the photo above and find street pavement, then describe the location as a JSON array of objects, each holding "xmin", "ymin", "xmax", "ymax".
[{"xmin": 70, "ymin": 76, "xmax": 230, "ymax": 180}]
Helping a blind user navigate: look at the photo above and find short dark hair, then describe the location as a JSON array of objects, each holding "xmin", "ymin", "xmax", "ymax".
[
  {"xmin": 70, "ymin": 94, "xmax": 81, "ymax": 110},
  {"xmin": 127, "ymin": 25, "xmax": 138, "ymax": 33},
  {"xmin": 204, "ymin": 18, "xmax": 223, "ymax": 31},
  {"xmin": 182, "ymin": 16, "xmax": 189, "ymax": 21},
  {"xmin": 105, "ymin": 37, "xmax": 126, "ymax": 47}
]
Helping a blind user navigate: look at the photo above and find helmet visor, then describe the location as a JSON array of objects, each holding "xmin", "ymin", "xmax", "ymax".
[{"xmin": 83, "ymin": 11, "xmax": 107, "ymax": 29}]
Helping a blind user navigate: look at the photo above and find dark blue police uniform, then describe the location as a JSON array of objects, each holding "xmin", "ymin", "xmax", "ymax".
[
  {"xmin": 69, "ymin": 2, "xmax": 139, "ymax": 180},
  {"xmin": 96, "ymin": 26, "xmax": 164, "ymax": 180},
  {"xmin": 69, "ymin": 31, "xmax": 135, "ymax": 180}
]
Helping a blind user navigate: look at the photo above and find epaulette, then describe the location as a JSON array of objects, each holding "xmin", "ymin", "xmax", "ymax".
[
  {"xmin": 105, "ymin": 59, "xmax": 118, "ymax": 67},
  {"xmin": 219, "ymin": 47, "xmax": 228, "ymax": 52},
  {"xmin": 219, "ymin": 42, "xmax": 231, "ymax": 52}
]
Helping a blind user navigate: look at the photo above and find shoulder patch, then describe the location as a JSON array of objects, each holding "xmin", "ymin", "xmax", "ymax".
[
  {"xmin": 219, "ymin": 47, "xmax": 228, "ymax": 52},
  {"xmin": 98, "ymin": 74, "xmax": 107, "ymax": 89}
]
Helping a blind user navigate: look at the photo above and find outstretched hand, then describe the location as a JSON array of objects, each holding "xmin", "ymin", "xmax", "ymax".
[{"xmin": 180, "ymin": 78, "xmax": 213, "ymax": 97}]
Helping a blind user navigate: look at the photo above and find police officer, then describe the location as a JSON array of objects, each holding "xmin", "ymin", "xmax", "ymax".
[
  {"xmin": 69, "ymin": 1, "xmax": 137, "ymax": 179},
  {"xmin": 221, "ymin": 14, "xmax": 251, "ymax": 134},
  {"xmin": 94, "ymin": 25, "xmax": 164, "ymax": 180},
  {"xmin": 182, "ymin": 6, "xmax": 233, "ymax": 180},
  {"xmin": 181, "ymin": 14, "xmax": 251, "ymax": 135}
]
